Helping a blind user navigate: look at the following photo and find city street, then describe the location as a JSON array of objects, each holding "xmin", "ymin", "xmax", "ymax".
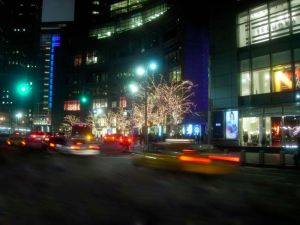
[{"xmin": 0, "ymin": 144, "xmax": 299, "ymax": 225}]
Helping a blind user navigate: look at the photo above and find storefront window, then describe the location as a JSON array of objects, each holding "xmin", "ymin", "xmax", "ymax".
[
  {"xmin": 272, "ymin": 65, "xmax": 292, "ymax": 92},
  {"xmin": 252, "ymin": 68, "xmax": 270, "ymax": 94},
  {"xmin": 241, "ymin": 117, "xmax": 259, "ymax": 146},
  {"xmin": 271, "ymin": 117, "xmax": 282, "ymax": 146},
  {"xmin": 240, "ymin": 72, "xmax": 251, "ymax": 96},
  {"xmin": 283, "ymin": 116, "xmax": 300, "ymax": 146}
]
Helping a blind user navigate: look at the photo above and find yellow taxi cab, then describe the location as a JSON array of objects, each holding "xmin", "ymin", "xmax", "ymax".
[{"xmin": 132, "ymin": 143, "xmax": 240, "ymax": 175}]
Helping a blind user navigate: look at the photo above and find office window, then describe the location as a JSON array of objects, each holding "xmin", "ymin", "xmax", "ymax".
[
  {"xmin": 252, "ymin": 68, "xmax": 271, "ymax": 94},
  {"xmin": 241, "ymin": 72, "xmax": 251, "ymax": 96}
]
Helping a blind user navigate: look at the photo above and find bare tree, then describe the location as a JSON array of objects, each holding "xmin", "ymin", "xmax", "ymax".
[
  {"xmin": 59, "ymin": 115, "xmax": 80, "ymax": 135},
  {"xmin": 133, "ymin": 76, "xmax": 196, "ymax": 128}
]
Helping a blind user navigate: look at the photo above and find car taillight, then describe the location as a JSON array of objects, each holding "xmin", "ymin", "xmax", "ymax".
[
  {"xmin": 89, "ymin": 145, "xmax": 100, "ymax": 150},
  {"xmin": 120, "ymin": 137, "xmax": 123, "ymax": 142},
  {"xmin": 207, "ymin": 155, "xmax": 240, "ymax": 163},
  {"xmin": 70, "ymin": 145, "xmax": 80, "ymax": 150},
  {"xmin": 30, "ymin": 134, "xmax": 37, "ymax": 139},
  {"xmin": 128, "ymin": 138, "xmax": 132, "ymax": 143},
  {"xmin": 49, "ymin": 143, "xmax": 55, "ymax": 148}
]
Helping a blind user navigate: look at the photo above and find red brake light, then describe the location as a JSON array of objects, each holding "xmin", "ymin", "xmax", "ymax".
[
  {"xmin": 31, "ymin": 134, "xmax": 37, "ymax": 138},
  {"xmin": 128, "ymin": 138, "xmax": 131, "ymax": 143}
]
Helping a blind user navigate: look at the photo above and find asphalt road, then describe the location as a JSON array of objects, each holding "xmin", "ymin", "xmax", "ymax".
[{"xmin": 0, "ymin": 143, "xmax": 299, "ymax": 225}]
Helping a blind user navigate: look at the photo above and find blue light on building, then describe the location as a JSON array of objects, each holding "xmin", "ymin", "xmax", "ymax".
[{"xmin": 48, "ymin": 34, "xmax": 60, "ymax": 109}]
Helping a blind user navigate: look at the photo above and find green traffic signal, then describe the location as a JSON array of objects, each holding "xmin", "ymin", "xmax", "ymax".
[
  {"xmin": 80, "ymin": 96, "xmax": 88, "ymax": 104},
  {"xmin": 16, "ymin": 82, "xmax": 30, "ymax": 96}
]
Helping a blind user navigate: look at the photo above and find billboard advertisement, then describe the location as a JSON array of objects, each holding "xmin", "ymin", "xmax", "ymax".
[{"xmin": 226, "ymin": 111, "xmax": 238, "ymax": 139}]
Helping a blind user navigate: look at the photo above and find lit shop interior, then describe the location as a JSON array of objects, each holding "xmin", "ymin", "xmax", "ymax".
[{"xmin": 239, "ymin": 108, "xmax": 300, "ymax": 147}]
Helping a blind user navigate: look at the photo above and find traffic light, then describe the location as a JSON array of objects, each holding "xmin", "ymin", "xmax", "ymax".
[
  {"xmin": 16, "ymin": 82, "xmax": 31, "ymax": 96},
  {"xmin": 80, "ymin": 95, "xmax": 88, "ymax": 104}
]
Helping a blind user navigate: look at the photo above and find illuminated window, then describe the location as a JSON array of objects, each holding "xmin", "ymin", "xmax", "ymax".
[
  {"xmin": 86, "ymin": 52, "xmax": 98, "ymax": 64},
  {"xmin": 240, "ymin": 72, "xmax": 251, "ymax": 96},
  {"xmin": 93, "ymin": 98, "xmax": 107, "ymax": 108},
  {"xmin": 237, "ymin": 0, "xmax": 300, "ymax": 47},
  {"xmin": 92, "ymin": 1, "xmax": 100, "ymax": 5},
  {"xmin": 252, "ymin": 68, "xmax": 271, "ymax": 94},
  {"xmin": 170, "ymin": 66, "xmax": 182, "ymax": 81},
  {"xmin": 119, "ymin": 97, "xmax": 127, "ymax": 108},
  {"xmin": 90, "ymin": 3, "xmax": 169, "ymax": 39}
]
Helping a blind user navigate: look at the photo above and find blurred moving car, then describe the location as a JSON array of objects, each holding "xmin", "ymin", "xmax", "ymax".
[
  {"xmin": 6, "ymin": 132, "xmax": 26, "ymax": 147},
  {"xmin": 55, "ymin": 141, "xmax": 100, "ymax": 155},
  {"xmin": 133, "ymin": 144, "xmax": 239, "ymax": 175}
]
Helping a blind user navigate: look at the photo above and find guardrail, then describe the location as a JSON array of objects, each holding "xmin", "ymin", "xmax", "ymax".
[{"xmin": 239, "ymin": 150, "xmax": 296, "ymax": 167}]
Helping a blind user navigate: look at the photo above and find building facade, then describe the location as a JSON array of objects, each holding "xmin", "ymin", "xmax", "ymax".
[
  {"xmin": 54, "ymin": 0, "xmax": 208, "ymax": 137},
  {"xmin": 210, "ymin": 0, "xmax": 300, "ymax": 147}
]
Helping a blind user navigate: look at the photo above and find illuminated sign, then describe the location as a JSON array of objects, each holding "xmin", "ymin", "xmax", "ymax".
[
  {"xmin": 226, "ymin": 111, "xmax": 239, "ymax": 139},
  {"xmin": 64, "ymin": 100, "xmax": 80, "ymax": 111}
]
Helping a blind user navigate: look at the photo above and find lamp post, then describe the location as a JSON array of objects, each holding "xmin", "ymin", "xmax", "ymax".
[{"xmin": 136, "ymin": 62, "xmax": 157, "ymax": 151}]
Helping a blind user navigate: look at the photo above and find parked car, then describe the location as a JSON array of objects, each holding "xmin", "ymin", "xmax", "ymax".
[{"xmin": 55, "ymin": 141, "xmax": 100, "ymax": 156}]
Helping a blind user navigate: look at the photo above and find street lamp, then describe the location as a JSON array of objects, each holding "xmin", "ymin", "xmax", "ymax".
[{"xmin": 135, "ymin": 62, "xmax": 157, "ymax": 151}]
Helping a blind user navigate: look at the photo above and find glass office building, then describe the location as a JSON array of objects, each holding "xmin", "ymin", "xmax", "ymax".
[{"xmin": 210, "ymin": 0, "xmax": 300, "ymax": 147}]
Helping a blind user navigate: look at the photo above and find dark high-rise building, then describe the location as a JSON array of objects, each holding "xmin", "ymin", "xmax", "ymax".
[
  {"xmin": 0, "ymin": 0, "xmax": 42, "ymax": 130},
  {"xmin": 54, "ymin": 0, "xmax": 209, "ymax": 136},
  {"xmin": 209, "ymin": 0, "xmax": 300, "ymax": 147}
]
